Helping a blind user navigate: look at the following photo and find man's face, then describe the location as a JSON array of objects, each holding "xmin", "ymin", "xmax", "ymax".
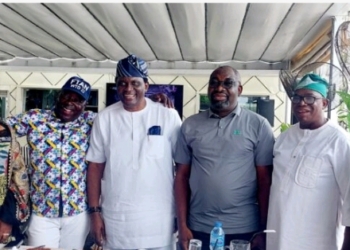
[
  {"xmin": 116, "ymin": 77, "xmax": 149, "ymax": 111},
  {"xmin": 292, "ymin": 89, "xmax": 328, "ymax": 128},
  {"xmin": 208, "ymin": 67, "xmax": 242, "ymax": 116},
  {"xmin": 56, "ymin": 91, "xmax": 86, "ymax": 123}
]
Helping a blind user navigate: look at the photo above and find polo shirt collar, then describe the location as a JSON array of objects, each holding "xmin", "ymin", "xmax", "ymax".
[{"xmin": 208, "ymin": 104, "xmax": 241, "ymax": 118}]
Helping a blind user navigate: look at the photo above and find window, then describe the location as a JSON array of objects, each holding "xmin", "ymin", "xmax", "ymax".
[
  {"xmin": 239, "ymin": 96, "xmax": 269, "ymax": 113},
  {"xmin": 199, "ymin": 94, "xmax": 269, "ymax": 113},
  {"xmin": 0, "ymin": 91, "xmax": 7, "ymax": 119},
  {"xmin": 199, "ymin": 94, "xmax": 210, "ymax": 112},
  {"xmin": 198, "ymin": 94, "xmax": 274, "ymax": 126},
  {"xmin": 23, "ymin": 89, "xmax": 99, "ymax": 112}
]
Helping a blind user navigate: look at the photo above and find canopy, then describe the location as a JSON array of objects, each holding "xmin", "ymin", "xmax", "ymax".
[{"xmin": 0, "ymin": 3, "xmax": 348, "ymax": 70}]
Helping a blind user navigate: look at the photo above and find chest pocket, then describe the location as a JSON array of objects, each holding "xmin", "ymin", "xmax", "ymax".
[
  {"xmin": 146, "ymin": 135, "xmax": 165, "ymax": 159},
  {"xmin": 295, "ymin": 155, "xmax": 323, "ymax": 188}
]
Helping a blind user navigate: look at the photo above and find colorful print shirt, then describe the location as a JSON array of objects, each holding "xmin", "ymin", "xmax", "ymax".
[{"xmin": 7, "ymin": 109, "xmax": 96, "ymax": 218}]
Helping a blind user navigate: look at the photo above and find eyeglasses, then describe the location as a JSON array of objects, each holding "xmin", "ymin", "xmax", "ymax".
[
  {"xmin": 58, "ymin": 93, "xmax": 86, "ymax": 105},
  {"xmin": 208, "ymin": 79, "xmax": 237, "ymax": 89},
  {"xmin": 291, "ymin": 95, "xmax": 323, "ymax": 104}
]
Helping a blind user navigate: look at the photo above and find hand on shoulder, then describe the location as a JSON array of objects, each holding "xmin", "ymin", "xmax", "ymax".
[{"xmin": 149, "ymin": 93, "xmax": 174, "ymax": 109}]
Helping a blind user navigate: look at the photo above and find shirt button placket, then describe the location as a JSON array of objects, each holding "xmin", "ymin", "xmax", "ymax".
[
  {"xmin": 59, "ymin": 126, "xmax": 65, "ymax": 217},
  {"xmin": 218, "ymin": 119, "xmax": 224, "ymax": 136}
]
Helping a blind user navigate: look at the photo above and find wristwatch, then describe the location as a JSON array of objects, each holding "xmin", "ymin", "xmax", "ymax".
[{"xmin": 88, "ymin": 206, "xmax": 102, "ymax": 214}]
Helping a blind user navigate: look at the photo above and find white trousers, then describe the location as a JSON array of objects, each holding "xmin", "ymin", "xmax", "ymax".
[{"xmin": 27, "ymin": 212, "xmax": 90, "ymax": 249}]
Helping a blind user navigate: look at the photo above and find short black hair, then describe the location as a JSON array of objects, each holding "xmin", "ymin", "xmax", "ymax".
[{"xmin": 211, "ymin": 66, "xmax": 241, "ymax": 84}]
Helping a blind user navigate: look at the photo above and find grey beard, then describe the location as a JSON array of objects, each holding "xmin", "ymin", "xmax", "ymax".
[{"xmin": 210, "ymin": 100, "xmax": 229, "ymax": 110}]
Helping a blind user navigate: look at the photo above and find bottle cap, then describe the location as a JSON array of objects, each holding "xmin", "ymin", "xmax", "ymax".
[{"xmin": 215, "ymin": 221, "xmax": 222, "ymax": 227}]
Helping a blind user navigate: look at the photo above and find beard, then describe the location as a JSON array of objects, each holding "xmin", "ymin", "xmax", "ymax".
[
  {"xmin": 210, "ymin": 99, "xmax": 230, "ymax": 110},
  {"xmin": 209, "ymin": 91, "xmax": 230, "ymax": 110}
]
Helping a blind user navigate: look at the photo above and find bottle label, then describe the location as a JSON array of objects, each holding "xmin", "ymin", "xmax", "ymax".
[
  {"xmin": 210, "ymin": 236, "xmax": 225, "ymax": 249},
  {"xmin": 215, "ymin": 238, "xmax": 224, "ymax": 246}
]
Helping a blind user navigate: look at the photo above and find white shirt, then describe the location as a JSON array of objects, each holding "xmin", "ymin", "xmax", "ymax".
[
  {"xmin": 86, "ymin": 98, "xmax": 182, "ymax": 249},
  {"xmin": 267, "ymin": 120, "xmax": 350, "ymax": 250}
]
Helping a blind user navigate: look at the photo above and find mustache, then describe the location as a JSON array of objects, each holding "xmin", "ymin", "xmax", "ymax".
[
  {"xmin": 211, "ymin": 91, "xmax": 226, "ymax": 95},
  {"xmin": 210, "ymin": 91, "xmax": 227, "ymax": 99}
]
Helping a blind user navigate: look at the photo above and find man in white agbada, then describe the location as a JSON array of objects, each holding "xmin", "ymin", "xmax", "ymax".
[
  {"xmin": 266, "ymin": 73, "xmax": 350, "ymax": 250},
  {"xmin": 86, "ymin": 54, "xmax": 182, "ymax": 250}
]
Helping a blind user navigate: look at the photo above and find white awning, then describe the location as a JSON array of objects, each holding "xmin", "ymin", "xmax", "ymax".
[{"xmin": 0, "ymin": 3, "xmax": 348, "ymax": 70}]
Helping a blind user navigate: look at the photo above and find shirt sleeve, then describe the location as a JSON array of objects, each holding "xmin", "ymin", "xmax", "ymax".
[
  {"xmin": 174, "ymin": 121, "xmax": 192, "ymax": 165},
  {"xmin": 6, "ymin": 110, "xmax": 33, "ymax": 137},
  {"xmin": 333, "ymin": 135, "xmax": 350, "ymax": 226},
  {"xmin": 169, "ymin": 109, "xmax": 182, "ymax": 158},
  {"xmin": 255, "ymin": 118, "xmax": 275, "ymax": 166},
  {"xmin": 86, "ymin": 113, "xmax": 106, "ymax": 163}
]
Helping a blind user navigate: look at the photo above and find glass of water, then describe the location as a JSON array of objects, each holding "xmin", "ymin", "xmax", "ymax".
[
  {"xmin": 228, "ymin": 240, "xmax": 250, "ymax": 250},
  {"xmin": 188, "ymin": 239, "xmax": 202, "ymax": 250}
]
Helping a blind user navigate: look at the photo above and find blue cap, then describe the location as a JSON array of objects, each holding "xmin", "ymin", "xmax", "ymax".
[
  {"xmin": 215, "ymin": 221, "xmax": 222, "ymax": 227},
  {"xmin": 61, "ymin": 76, "xmax": 91, "ymax": 101}
]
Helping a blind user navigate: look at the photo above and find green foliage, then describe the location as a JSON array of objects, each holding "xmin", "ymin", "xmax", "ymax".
[
  {"xmin": 280, "ymin": 123, "xmax": 291, "ymax": 132},
  {"xmin": 337, "ymin": 91, "xmax": 350, "ymax": 131}
]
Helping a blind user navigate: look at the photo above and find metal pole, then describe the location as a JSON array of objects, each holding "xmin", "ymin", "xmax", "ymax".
[{"xmin": 328, "ymin": 16, "xmax": 336, "ymax": 119}]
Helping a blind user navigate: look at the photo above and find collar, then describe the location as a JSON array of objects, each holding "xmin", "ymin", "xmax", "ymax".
[{"xmin": 208, "ymin": 104, "xmax": 241, "ymax": 119}]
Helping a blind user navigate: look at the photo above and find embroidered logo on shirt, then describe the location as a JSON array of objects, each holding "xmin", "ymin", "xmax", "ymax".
[{"xmin": 233, "ymin": 129, "xmax": 241, "ymax": 135}]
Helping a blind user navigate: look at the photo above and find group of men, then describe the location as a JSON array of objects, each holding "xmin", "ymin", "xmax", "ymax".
[{"xmin": 0, "ymin": 54, "xmax": 349, "ymax": 250}]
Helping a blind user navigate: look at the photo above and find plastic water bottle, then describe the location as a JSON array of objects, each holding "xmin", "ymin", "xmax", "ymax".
[{"xmin": 209, "ymin": 221, "xmax": 225, "ymax": 250}]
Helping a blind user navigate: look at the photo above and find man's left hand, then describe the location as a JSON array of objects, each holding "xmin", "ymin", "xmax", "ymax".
[
  {"xmin": 0, "ymin": 220, "xmax": 12, "ymax": 244},
  {"xmin": 250, "ymin": 233, "xmax": 265, "ymax": 250},
  {"xmin": 149, "ymin": 93, "xmax": 174, "ymax": 108}
]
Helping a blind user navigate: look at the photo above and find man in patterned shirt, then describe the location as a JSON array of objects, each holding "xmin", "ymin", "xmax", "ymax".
[{"xmin": 3, "ymin": 76, "xmax": 95, "ymax": 249}]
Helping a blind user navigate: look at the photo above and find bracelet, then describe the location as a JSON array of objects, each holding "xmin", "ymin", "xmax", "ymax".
[{"xmin": 88, "ymin": 206, "xmax": 102, "ymax": 214}]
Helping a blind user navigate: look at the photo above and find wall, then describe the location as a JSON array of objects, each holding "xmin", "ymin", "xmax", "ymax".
[{"xmin": 0, "ymin": 69, "xmax": 288, "ymax": 139}]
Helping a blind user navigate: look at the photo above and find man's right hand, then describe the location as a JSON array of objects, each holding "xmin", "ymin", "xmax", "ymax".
[
  {"xmin": 178, "ymin": 226, "xmax": 193, "ymax": 250},
  {"xmin": 90, "ymin": 212, "xmax": 106, "ymax": 247},
  {"xmin": 149, "ymin": 93, "xmax": 175, "ymax": 109}
]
